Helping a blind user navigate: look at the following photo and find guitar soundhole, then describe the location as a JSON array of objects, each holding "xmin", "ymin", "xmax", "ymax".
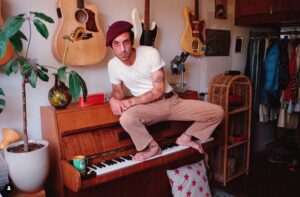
[{"xmin": 75, "ymin": 9, "xmax": 88, "ymax": 23}]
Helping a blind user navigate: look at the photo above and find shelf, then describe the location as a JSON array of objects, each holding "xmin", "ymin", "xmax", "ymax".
[
  {"xmin": 208, "ymin": 74, "xmax": 252, "ymax": 186},
  {"xmin": 227, "ymin": 140, "xmax": 248, "ymax": 149},
  {"xmin": 226, "ymin": 168, "xmax": 248, "ymax": 182},
  {"xmin": 228, "ymin": 107, "xmax": 251, "ymax": 114}
]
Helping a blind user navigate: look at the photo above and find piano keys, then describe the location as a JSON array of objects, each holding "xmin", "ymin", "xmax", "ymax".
[{"xmin": 87, "ymin": 137, "xmax": 214, "ymax": 176}]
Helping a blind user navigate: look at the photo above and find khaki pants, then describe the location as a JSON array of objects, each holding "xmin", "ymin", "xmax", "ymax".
[{"xmin": 119, "ymin": 94, "xmax": 224, "ymax": 151}]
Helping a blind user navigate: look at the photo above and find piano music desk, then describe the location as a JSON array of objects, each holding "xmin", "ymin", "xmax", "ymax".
[{"xmin": 41, "ymin": 90, "xmax": 218, "ymax": 197}]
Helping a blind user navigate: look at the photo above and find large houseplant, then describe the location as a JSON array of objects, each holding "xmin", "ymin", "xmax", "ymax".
[
  {"xmin": 0, "ymin": 11, "xmax": 87, "ymax": 151},
  {"xmin": 0, "ymin": 11, "xmax": 87, "ymax": 192}
]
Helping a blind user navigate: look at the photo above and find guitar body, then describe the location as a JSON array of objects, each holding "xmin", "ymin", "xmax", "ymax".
[
  {"xmin": 180, "ymin": 7, "xmax": 205, "ymax": 57},
  {"xmin": 140, "ymin": 21, "xmax": 157, "ymax": 46},
  {"xmin": 131, "ymin": 8, "xmax": 143, "ymax": 48},
  {"xmin": 0, "ymin": 0, "xmax": 13, "ymax": 65},
  {"xmin": 52, "ymin": 0, "xmax": 106, "ymax": 66}
]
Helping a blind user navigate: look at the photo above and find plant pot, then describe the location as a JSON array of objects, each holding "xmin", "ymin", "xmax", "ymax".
[{"xmin": 3, "ymin": 139, "xmax": 49, "ymax": 192}]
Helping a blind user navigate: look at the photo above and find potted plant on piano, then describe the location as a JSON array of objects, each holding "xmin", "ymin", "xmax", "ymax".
[{"xmin": 0, "ymin": 11, "xmax": 87, "ymax": 192}]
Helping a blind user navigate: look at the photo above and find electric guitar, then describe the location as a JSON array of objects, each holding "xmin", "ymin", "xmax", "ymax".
[
  {"xmin": 180, "ymin": 0, "xmax": 206, "ymax": 57},
  {"xmin": 0, "ymin": 0, "xmax": 13, "ymax": 65},
  {"xmin": 139, "ymin": 0, "xmax": 157, "ymax": 47},
  {"xmin": 52, "ymin": 0, "xmax": 106, "ymax": 66},
  {"xmin": 131, "ymin": 8, "xmax": 143, "ymax": 48}
]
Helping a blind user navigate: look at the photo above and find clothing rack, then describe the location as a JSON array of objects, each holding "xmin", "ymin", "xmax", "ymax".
[{"xmin": 250, "ymin": 31, "xmax": 300, "ymax": 37}]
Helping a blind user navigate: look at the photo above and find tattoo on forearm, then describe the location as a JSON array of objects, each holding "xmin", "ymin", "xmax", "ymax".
[{"xmin": 154, "ymin": 75, "xmax": 164, "ymax": 83}]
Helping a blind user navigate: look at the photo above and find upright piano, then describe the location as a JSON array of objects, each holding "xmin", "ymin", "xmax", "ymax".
[{"xmin": 40, "ymin": 91, "xmax": 218, "ymax": 197}]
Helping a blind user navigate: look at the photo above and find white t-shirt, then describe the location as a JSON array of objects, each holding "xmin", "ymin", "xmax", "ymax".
[{"xmin": 108, "ymin": 46, "xmax": 173, "ymax": 96}]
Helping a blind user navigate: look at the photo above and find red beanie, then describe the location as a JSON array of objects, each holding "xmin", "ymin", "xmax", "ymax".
[{"xmin": 106, "ymin": 21, "xmax": 133, "ymax": 47}]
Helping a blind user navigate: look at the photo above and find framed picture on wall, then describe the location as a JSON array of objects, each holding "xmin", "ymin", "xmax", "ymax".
[
  {"xmin": 215, "ymin": 0, "xmax": 227, "ymax": 19},
  {"xmin": 235, "ymin": 36, "xmax": 244, "ymax": 53},
  {"xmin": 205, "ymin": 29, "xmax": 231, "ymax": 56}
]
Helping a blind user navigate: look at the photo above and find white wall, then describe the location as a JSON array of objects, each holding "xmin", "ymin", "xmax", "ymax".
[{"xmin": 0, "ymin": 0, "xmax": 260, "ymax": 140}]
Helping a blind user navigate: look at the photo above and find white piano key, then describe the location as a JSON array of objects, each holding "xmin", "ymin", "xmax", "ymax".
[{"xmin": 87, "ymin": 137, "xmax": 214, "ymax": 176}]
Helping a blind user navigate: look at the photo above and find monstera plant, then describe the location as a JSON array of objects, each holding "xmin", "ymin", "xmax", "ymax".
[{"xmin": 0, "ymin": 11, "xmax": 87, "ymax": 152}]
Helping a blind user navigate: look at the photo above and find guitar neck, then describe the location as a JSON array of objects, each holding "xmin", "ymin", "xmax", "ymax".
[
  {"xmin": 77, "ymin": 0, "xmax": 84, "ymax": 9},
  {"xmin": 144, "ymin": 0, "xmax": 150, "ymax": 31},
  {"xmin": 194, "ymin": 0, "xmax": 199, "ymax": 20}
]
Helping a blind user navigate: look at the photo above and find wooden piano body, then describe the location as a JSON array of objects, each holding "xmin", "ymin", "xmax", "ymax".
[{"xmin": 40, "ymin": 91, "xmax": 218, "ymax": 197}]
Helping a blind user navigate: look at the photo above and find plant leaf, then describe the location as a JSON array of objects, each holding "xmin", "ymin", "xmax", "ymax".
[
  {"xmin": 28, "ymin": 70, "xmax": 37, "ymax": 88},
  {"xmin": 37, "ymin": 69, "xmax": 49, "ymax": 82},
  {"xmin": 0, "ymin": 31, "xmax": 8, "ymax": 58},
  {"xmin": 33, "ymin": 12, "xmax": 54, "ymax": 23},
  {"xmin": 69, "ymin": 72, "xmax": 81, "ymax": 101},
  {"xmin": 3, "ymin": 58, "xmax": 19, "ymax": 75},
  {"xmin": 0, "ymin": 88, "xmax": 4, "ymax": 96},
  {"xmin": 57, "ymin": 66, "xmax": 67, "ymax": 82},
  {"xmin": 16, "ymin": 56, "xmax": 27, "ymax": 66},
  {"xmin": 4, "ymin": 15, "xmax": 25, "ymax": 38},
  {"xmin": 11, "ymin": 58, "xmax": 19, "ymax": 73},
  {"xmin": 0, "ymin": 87, "xmax": 5, "ymax": 114},
  {"xmin": 21, "ymin": 62, "xmax": 33, "ymax": 76},
  {"xmin": 75, "ymin": 72, "xmax": 88, "ymax": 101},
  {"xmin": 33, "ymin": 19, "xmax": 49, "ymax": 39},
  {"xmin": 9, "ymin": 32, "xmax": 23, "ymax": 52}
]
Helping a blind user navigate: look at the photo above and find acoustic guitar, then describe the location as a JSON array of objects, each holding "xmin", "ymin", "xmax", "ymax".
[
  {"xmin": 52, "ymin": 0, "xmax": 106, "ymax": 66},
  {"xmin": 139, "ymin": 0, "xmax": 157, "ymax": 47},
  {"xmin": 0, "ymin": 0, "xmax": 13, "ymax": 65},
  {"xmin": 180, "ymin": 0, "xmax": 206, "ymax": 57}
]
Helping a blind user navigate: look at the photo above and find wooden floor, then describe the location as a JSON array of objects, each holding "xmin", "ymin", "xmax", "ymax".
[{"xmin": 212, "ymin": 151, "xmax": 300, "ymax": 197}]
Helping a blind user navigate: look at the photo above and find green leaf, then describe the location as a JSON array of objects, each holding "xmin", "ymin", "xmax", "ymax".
[
  {"xmin": 37, "ymin": 69, "xmax": 49, "ymax": 82},
  {"xmin": 75, "ymin": 72, "xmax": 88, "ymax": 101},
  {"xmin": 21, "ymin": 62, "xmax": 33, "ymax": 76},
  {"xmin": 57, "ymin": 66, "xmax": 67, "ymax": 82},
  {"xmin": 33, "ymin": 19, "xmax": 49, "ymax": 39},
  {"xmin": 69, "ymin": 72, "xmax": 81, "ymax": 101},
  {"xmin": 3, "ymin": 60, "xmax": 12, "ymax": 75},
  {"xmin": 40, "ymin": 66, "xmax": 48, "ymax": 73},
  {"xmin": 33, "ymin": 12, "xmax": 54, "ymax": 23},
  {"xmin": 28, "ymin": 70, "xmax": 37, "ymax": 88},
  {"xmin": 10, "ymin": 58, "xmax": 19, "ymax": 73},
  {"xmin": 0, "ymin": 88, "xmax": 4, "ymax": 96},
  {"xmin": 4, "ymin": 16, "xmax": 25, "ymax": 38},
  {"xmin": 9, "ymin": 32, "xmax": 23, "ymax": 52},
  {"xmin": 0, "ymin": 88, "xmax": 6, "ymax": 113},
  {"xmin": 0, "ymin": 98, "xmax": 5, "ymax": 106},
  {"xmin": 16, "ymin": 56, "xmax": 27, "ymax": 66},
  {"xmin": 0, "ymin": 31, "xmax": 8, "ymax": 58},
  {"xmin": 3, "ymin": 58, "xmax": 19, "ymax": 75}
]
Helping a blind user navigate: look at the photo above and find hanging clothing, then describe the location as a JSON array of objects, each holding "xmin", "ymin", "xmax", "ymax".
[
  {"xmin": 245, "ymin": 37, "xmax": 266, "ymax": 120},
  {"xmin": 261, "ymin": 41, "xmax": 280, "ymax": 107}
]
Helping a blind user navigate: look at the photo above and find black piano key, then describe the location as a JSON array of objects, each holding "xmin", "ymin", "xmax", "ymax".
[
  {"xmin": 95, "ymin": 163, "xmax": 106, "ymax": 168},
  {"xmin": 122, "ymin": 155, "xmax": 133, "ymax": 160},
  {"xmin": 114, "ymin": 157, "xmax": 125, "ymax": 163},
  {"xmin": 89, "ymin": 165, "xmax": 97, "ymax": 170},
  {"xmin": 104, "ymin": 160, "xmax": 117, "ymax": 166}
]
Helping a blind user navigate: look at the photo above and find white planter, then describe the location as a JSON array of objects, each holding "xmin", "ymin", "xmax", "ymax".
[{"xmin": 3, "ymin": 139, "xmax": 49, "ymax": 192}]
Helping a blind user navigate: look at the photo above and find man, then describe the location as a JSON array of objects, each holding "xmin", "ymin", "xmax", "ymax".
[{"xmin": 106, "ymin": 21, "xmax": 224, "ymax": 162}]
